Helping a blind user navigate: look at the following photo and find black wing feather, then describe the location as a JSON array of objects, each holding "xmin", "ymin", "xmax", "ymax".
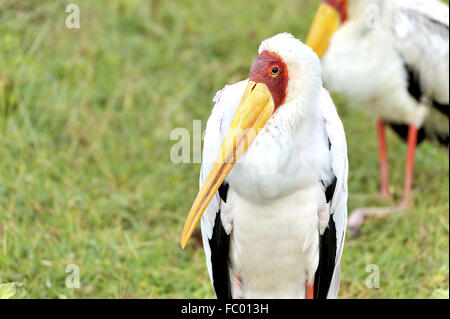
[
  {"xmin": 387, "ymin": 122, "xmax": 427, "ymax": 145},
  {"xmin": 433, "ymin": 100, "xmax": 449, "ymax": 118},
  {"xmin": 208, "ymin": 182, "xmax": 231, "ymax": 299},
  {"xmin": 325, "ymin": 176, "xmax": 337, "ymax": 204},
  {"xmin": 314, "ymin": 175, "xmax": 338, "ymax": 299},
  {"xmin": 314, "ymin": 216, "xmax": 337, "ymax": 299},
  {"xmin": 385, "ymin": 62, "xmax": 449, "ymax": 147}
]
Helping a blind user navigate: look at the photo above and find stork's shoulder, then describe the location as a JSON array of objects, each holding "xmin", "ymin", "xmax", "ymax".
[
  {"xmin": 202, "ymin": 79, "xmax": 249, "ymax": 188},
  {"xmin": 389, "ymin": 0, "xmax": 449, "ymax": 49},
  {"xmin": 388, "ymin": 0, "xmax": 449, "ymax": 106},
  {"xmin": 318, "ymin": 88, "xmax": 347, "ymax": 148},
  {"xmin": 389, "ymin": 0, "xmax": 449, "ymax": 50},
  {"xmin": 203, "ymin": 79, "xmax": 249, "ymax": 179},
  {"xmin": 393, "ymin": 0, "xmax": 449, "ymax": 28},
  {"xmin": 209, "ymin": 79, "xmax": 249, "ymax": 121},
  {"xmin": 318, "ymin": 88, "xmax": 338, "ymax": 119}
]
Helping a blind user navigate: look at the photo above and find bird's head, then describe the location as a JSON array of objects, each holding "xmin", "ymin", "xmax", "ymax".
[
  {"xmin": 180, "ymin": 33, "xmax": 322, "ymax": 248},
  {"xmin": 306, "ymin": 0, "xmax": 349, "ymax": 58}
]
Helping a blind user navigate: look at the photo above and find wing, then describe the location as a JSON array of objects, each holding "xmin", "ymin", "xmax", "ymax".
[
  {"xmin": 199, "ymin": 80, "xmax": 248, "ymax": 299},
  {"xmin": 390, "ymin": 0, "xmax": 449, "ymax": 110},
  {"xmin": 314, "ymin": 89, "xmax": 349, "ymax": 299}
]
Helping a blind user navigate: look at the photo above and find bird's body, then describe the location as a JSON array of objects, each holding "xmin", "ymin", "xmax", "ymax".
[
  {"xmin": 201, "ymin": 82, "xmax": 347, "ymax": 298},
  {"xmin": 321, "ymin": 0, "xmax": 449, "ymax": 145},
  {"xmin": 183, "ymin": 34, "xmax": 348, "ymax": 299},
  {"xmin": 306, "ymin": 0, "xmax": 448, "ymax": 233}
]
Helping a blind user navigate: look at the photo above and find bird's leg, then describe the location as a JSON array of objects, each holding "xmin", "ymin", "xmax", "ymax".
[
  {"xmin": 306, "ymin": 282, "xmax": 314, "ymax": 299},
  {"xmin": 348, "ymin": 206, "xmax": 400, "ymax": 237},
  {"xmin": 348, "ymin": 125, "xmax": 418, "ymax": 237},
  {"xmin": 401, "ymin": 124, "xmax": 418, "ymax": 208},
  {"xmin": 377, "ymin": 120, "xmax": 390, "ymax": 199},
  {"xmin": 348, "ymin": 122, "xmax": 415, "ymax": 237}
]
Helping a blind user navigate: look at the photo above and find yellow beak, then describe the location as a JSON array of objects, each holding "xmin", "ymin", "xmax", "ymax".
[
  {"xmin": 180, "ymin": 81, "xmax": 274, "ymax": 248},
  {"xmin": 306, "ymin": 2, "xmax": 341, "ymax": 58}
]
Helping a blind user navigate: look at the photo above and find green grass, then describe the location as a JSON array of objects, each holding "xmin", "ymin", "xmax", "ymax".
[{"xmin": 0, "ymin": 0, "xmax": 448, "ymax": 299}]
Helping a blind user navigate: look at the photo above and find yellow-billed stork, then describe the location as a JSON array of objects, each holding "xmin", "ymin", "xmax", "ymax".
[
  {"xmin": 306, "ymin": 0, "xmax": 449, "ymax": 235},
  {"xmin": 180, "ymin": 33, "xmax": 348, "ymax": 299}
]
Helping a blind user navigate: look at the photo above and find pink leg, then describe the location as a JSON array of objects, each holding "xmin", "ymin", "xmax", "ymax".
[
  {"xmin": 402, "ymin": 125, "xmax": 418, "ymax": 207},
  {"xmin": 348, "ymin": 124, "xmax": 417, "ymax": 237},
  {"xmin": 306, "ymin": 282, "xmax": 314, "ymax": 299},
  {"xmin": 377, "ymin": 120, "xmax": 390, "ymax": 198}
]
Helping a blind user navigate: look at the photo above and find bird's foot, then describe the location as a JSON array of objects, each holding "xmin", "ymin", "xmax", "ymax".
[
  {"xmin": 399, "ymin": 193, "xmax": 414, "ymax": 209},
  {"xmin": 347, "ymin": 206, "xmax": 400, "ymax": 238},
  {"xmin": 379, "ymin": 188, "xmax": 392, "ymax": 201},
  {"xmin": 347, "ymin": 208, "xmax": 368, "ymax": 238}
]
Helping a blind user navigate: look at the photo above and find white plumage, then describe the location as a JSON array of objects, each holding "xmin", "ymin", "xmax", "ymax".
[
  {"xmin": 305, "ymin": 0, "xmax": 448, "ymax": 234},
  {"xmin": 322, "ymin": 0, "xmax": 449, "ymax": 142},
  {"xmin": 198, "ymin": 34, "xmax": 348, "ymax": 299}
]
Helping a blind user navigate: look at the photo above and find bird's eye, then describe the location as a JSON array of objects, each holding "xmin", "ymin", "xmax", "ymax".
[{"xmin": 271, "ymin": 66, "xmax": 280, "ymax": 77}]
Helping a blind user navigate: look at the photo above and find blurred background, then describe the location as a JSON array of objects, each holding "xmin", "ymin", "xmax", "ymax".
[{"xmin": 0, "ymin": 0, "xmax": 448, "ymax": 298}]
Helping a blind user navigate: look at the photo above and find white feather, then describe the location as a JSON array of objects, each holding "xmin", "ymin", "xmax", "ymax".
[
  {"xmin": 199, "ymin": 34, "xmax": 348, "ymax": 299},
  {"xmin": 322, "ymin": 0, "xmax": 448, "ymax": 139}
]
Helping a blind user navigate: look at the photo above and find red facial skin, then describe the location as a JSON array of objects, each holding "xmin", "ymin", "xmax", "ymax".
[
  {"xmin": 249, "ymin": 51, "xmax": 289, "ymax": 112},
  {"xmin": 324, "ymin": 0, "xmax": 348, "ymax": 22}
]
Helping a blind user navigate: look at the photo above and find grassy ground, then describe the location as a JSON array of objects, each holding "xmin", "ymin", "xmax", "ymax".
[{"xmin": 0, "ymin": 0, "xmax": 448, "ymax": 299}]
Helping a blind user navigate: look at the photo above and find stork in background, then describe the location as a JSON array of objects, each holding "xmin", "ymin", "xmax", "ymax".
[
  {"xmin": 180, "ymin": 33, "xmax": 348, "ymax": 299},
  {"xmin": 306, "ymin": 0, "xmax": 449, "ymax": 235}
]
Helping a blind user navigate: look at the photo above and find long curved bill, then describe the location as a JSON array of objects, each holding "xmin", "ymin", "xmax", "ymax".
[
  {"xmin": 306, "ymin": 2, "xmax": 341, "ymax": 58},
  {"xmin": 180, "ymin": 81, "xmax": 274, "ymax": 248}
]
